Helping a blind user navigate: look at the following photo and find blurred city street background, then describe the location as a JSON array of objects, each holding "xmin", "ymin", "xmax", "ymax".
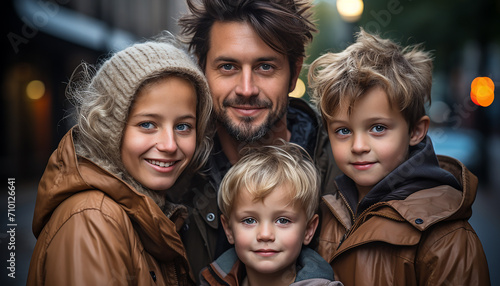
[{"xmin": 2, "ymin": 0, "xmax": 500, "ymax": 285}]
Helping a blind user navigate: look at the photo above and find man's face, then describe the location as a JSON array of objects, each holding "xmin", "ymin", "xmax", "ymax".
[{"xmin": 205, "ymin": 21, "xmax": 296, "ymax": 142}]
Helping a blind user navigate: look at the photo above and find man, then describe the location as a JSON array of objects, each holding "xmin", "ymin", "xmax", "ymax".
[{"xmin": 170, "ymin": 0, "xmax": 341, "ymax": 278}]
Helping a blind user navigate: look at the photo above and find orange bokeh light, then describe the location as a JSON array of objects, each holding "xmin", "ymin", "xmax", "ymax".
[{"xmin": 470, "ymin": 77, "xmax": 494, "ymax": 107}]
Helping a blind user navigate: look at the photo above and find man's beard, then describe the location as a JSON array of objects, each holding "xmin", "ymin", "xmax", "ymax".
[{"xmin": 216, "ymin": 96, "xmax": 287, "ymax": 143}]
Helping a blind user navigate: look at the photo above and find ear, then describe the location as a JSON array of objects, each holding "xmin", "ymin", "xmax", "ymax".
[
  {"xmin": 220, "ymin": 214, "xmax": 235, "ymax": 244},
  {"xmin": 303, "ymin": 214, "xmax": 319, "ymax": 245},
  {"xmin": 409, "ymin": 115, "xmax": 430, "ymax": 146},
  {"xmin": 288, "ymin": 57, "xmax": 304, "ymax": 93}
]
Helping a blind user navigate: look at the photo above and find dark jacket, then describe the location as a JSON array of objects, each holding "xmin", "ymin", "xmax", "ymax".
[
  {"xmin": 167, "ymin": 98, "xmax": 341, "ymax": 281},
  {"xmin": 318, "ymin": 136, "xmax": 490, "ymax": 286},
  {"xmin": 199, "ymin": 247, "xmax": 343, "ymax": 286},
  {"xmin": 27, "ymin": 128, "xmax": 194, "ymax": 285}
]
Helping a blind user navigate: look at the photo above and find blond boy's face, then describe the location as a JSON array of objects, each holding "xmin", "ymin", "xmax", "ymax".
[
  {"xmin": 221, "ymin": 184, "xmax": 318, "ymax": 279},
  {"xmin": 327, "ymin": 86, "xmax": 421, "ymax": 198}
]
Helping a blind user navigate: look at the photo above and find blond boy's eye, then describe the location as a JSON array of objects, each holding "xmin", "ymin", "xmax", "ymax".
[
  {"xmin": 276, "ymin": 218, "xmax": 291, "ymax": 224},
  {"xmin": 242, "ymin": 218, "xmax": 256, "ymax": 225}
]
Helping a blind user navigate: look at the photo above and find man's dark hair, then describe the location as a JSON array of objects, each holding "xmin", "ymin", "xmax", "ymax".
[{"xmin": 179, "ymin": 0, "xmax": 317, "ymax": 83}]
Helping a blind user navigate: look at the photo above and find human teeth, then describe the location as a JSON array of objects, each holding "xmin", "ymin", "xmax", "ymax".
[{"xmin": 148, "ymin": 160, "xmax": 175, "ymax": 167}]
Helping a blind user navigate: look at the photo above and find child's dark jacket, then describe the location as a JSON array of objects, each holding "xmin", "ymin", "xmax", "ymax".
[
  {"xmin": 318, "ymin": 136, "xmax": 490, "ymax": 285},
  {"xmin": 200, "ymin": 247, "xmax": 343, "ymax": 286}
]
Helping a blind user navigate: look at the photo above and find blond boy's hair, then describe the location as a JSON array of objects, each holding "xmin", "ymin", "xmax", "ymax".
[
  {"xmin": 218, "ymin": 141, "xmax": 319, "ymax": 221},
  {"xmin": 308, "ymin": 28, "xmax": 433, "ymax": 131}
]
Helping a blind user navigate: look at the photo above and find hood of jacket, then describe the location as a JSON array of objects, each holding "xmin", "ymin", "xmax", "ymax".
[
  {"xmin": 325, "ymin": 143, "xmax": 477, "ymax": 235},
  {"xmin": 33, "ymin": 127, "xmax": 188, "ymax": 262},
  {"xmin": 336, "ymin": 135, "xmax": 463, "ymax": 217}
]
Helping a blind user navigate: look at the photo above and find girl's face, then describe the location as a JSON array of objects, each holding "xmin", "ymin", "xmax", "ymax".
[{"xmin": 121, "ymin": 76, "xmax": 197, "ymax": 191}]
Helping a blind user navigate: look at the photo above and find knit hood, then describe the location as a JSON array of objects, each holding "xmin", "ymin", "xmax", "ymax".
[{"xmin": 71, "ymin": 35, "xmax": 211, "ymax": 209}]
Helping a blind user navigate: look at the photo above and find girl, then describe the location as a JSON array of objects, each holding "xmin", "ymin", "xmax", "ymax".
[{"xmin": 27, "ymin": 34, "xmax": 212, "ymax": 285}]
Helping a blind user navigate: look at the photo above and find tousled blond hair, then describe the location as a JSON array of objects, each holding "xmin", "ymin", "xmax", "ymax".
[{"xmin": 218, "ymin": 141, "xmax": 319, "ymax": 221}]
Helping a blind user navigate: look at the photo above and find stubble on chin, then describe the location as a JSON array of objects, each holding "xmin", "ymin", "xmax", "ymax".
[
  {"xmin": 215, "ymin": 98, "xmax": 288, "ymax": 143},
  {"xmin": 218, "ymin": 114, "xmax": 270, "ymax": 143}
]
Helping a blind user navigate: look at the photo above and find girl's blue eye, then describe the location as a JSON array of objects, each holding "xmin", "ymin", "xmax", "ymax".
[
  {"xmin": 139, "ymin": 122, "xmax": 154, "ymax": 129},
  {"xmin": 176, "ymin": 123, "xmax": 192, "ymax": 132}
]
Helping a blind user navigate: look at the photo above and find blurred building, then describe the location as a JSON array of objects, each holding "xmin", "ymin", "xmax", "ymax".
[{"xmin": 2, "ymin": 0, "xmax": 187, "ymax": 180}]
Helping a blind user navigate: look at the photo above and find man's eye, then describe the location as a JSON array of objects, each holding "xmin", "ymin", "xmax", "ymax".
[
  {"xmin": 221, "ymin": 64, "xmax": 234, "ymax": 71},
  {"xmin": 260, "ymin": 64, "xmax": 273, "ymax": 71}
]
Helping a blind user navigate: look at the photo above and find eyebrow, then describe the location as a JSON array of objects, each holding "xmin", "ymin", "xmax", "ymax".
[
  {"xmin": 131, "ymin": 113, "xmax": 196, "ymax": 120},
  {"xmin": 213, "ymin": 56, "xmax": 281, "ymax": 63},
  {"xmin": 328, "ymin": 118, "xmax": 349, "ymax": 125}
]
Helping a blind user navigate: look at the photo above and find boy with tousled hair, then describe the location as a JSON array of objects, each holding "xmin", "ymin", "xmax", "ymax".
[
  {"xmin": 200, "ymin": 142, "xmax": 342, "ymax": 286},
  {"xmin": 308, "ymin": 28, "xmax": 490, "ymax": 285}
]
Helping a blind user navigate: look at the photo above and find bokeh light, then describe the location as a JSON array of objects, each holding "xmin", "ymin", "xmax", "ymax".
[
  {"xmin": 26, "ymin": 80, "xmax": 46, "ymax": 100},
  {"xmin": 337, "ymin": 0, "xmax": 364, "ymax": 22},
  {"xmin": 470, "ymin": 77, "xmax": 494, "ymax": 107},
  {"xmin": 289, "ymin": 78, "xmax": 306, "ymax": 98}
]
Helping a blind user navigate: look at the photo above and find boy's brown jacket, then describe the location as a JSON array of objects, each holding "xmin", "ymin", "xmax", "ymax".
[
  {"xmin": 318, "ymin": 155, "xmax": 490, "ymax": 286},
  {"xmin": 27, "ymin": 128, "xmax": 194, "ymax": 286}
]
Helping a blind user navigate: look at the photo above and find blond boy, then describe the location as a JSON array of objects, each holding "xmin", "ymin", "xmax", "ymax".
[{"xmin": 200, "ymin": 142, "xmax": 342, "ymax": 286}]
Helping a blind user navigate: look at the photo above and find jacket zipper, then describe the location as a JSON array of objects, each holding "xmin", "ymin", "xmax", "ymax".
[
  {"xmin": 173, "ymin": 264, "xmax": 178, "ymax": 285},
  {"xmin": 336, "ymin": 201, "xmax": 387, "ymax": 250},
  {"xmin": 334, "ymin": 190, "xmax": 355, "ymax": 250}
]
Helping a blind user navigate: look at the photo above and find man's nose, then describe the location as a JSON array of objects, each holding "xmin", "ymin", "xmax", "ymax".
[{"xmin": 235, "ymin": 67, "xmax": 259, "ymax": 97}]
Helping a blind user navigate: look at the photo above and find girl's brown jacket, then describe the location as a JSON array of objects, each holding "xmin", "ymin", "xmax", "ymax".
[{"xmin": 27, "ymin": 128, "xmax": 194, "ymax": 285}]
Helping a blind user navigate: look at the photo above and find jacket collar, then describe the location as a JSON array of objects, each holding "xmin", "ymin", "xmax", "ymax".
[
  {"xmin": 336, "ymin": 136, "xmax": 462, "ymax": 216},
  {"xmin": 205, "ymin": 247, "xmax": 334, "ymax": 284},
  {"xmin": 324, "ymin": 152, "xmax": 477, "ymax": 234}
]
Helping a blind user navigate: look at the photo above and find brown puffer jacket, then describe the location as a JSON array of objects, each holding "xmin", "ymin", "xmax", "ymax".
[
  {"xmin": 27, "ymin": 128, "xmax": 194, "ymax": 286},
  {"xmin": 318, "ymin": 155, "xmax": 490, "ymax": 286}
]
